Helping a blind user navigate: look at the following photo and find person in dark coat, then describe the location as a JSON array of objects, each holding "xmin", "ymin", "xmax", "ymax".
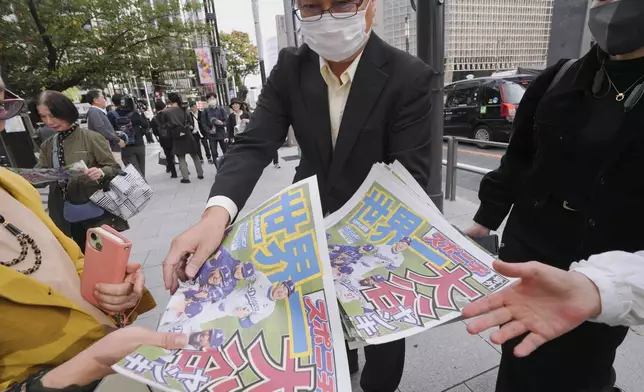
[
  {"xmin": 201, "ymin": 93, "xmax": 228, "ymax": 163},
  {"xmin": 158, "ymin": 93, "xmax": 204, "ymax": 183},
  {"xmin": 189, "ymin": 101, "xmax": 212, "ymax": 164},
  {"xmin": 226, "ymin": 97, "xmax": 251, "ymax": 140},
  {"xmin": 109, "ymin": 95, "xmax": 149, "ymax": 178},
  {"xmin": 464, "ymin": 1, "xmax": 644, "ymax": 391},
  {"xmin": 151, "ymin": 100, "xmax": 177, "ymax": 178}
]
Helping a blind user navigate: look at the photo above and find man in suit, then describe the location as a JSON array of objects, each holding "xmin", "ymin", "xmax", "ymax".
[
  {"xmin": 162, "ymin": 1, "xmax": 433, "ymax": 391},
  {"xmin": 189, "ymin": 101, "xmax": 212, "ymax": 164},
  {"xmin": 85, "ymin": 89, "xmax": 126, "ymax": 167}
]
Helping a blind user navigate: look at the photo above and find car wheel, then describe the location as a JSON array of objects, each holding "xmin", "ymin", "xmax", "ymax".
[{"xmin": 474, "ymin": 126, "xmax": 492, "ymax": 148}]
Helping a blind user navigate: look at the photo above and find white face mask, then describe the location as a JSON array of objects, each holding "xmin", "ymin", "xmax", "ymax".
[
  {"xmin": 301, "ymin": 1, "xmax": 372, "ymax": 62},
  {"xmin": 208, "ymin": 99, "xmax": 218, "ymax": 108}
]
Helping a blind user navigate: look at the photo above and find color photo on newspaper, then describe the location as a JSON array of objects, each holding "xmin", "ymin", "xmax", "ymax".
[
  {"xmin": 326, "ymin": 164, "xmax": 511, "ymax": 346},
  {"xmin": 113, "ymin": 177, "xmax": 350, "ymax": 392}
]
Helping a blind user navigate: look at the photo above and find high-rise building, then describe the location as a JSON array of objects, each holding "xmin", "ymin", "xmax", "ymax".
[{"xmin": 377, "ymin": 0, "xmax": 555, "ymax": 82}]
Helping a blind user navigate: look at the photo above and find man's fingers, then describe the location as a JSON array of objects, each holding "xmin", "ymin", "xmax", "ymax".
[
  {"xmin": 490, "ymin": 320, "xmax": 527, "ymax": 345},
  {"xmin": 514, "ymin": 332, "xmax": 547, "ymax": 358},
  {"xmin": 186, "ymin": 243, "xmax": 216, "ymax": 279},
  {"xmin": 462, "ymin": 292, "xmax": 505, "ymax": 319},
  {"xmin": 466, "ymin": 307, "xmax": 513, "ymax": 335},
  {"xmin": 120, "ymin": 327, "xmax": 188, "ymax": 351},
  {"xmin": 163, "ymin": 238, "xmax": 190, "ymax": 290},
  {"xmin": 492, "ymin": 260, "xmax": 530, "ymax": 279}
]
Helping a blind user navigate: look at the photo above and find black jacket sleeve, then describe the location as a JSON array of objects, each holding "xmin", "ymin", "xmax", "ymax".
[
  {"xmin": 227, "ymin": 113, "xmax": 235, "ymax": 139},
  {"xmin": 208, "ymin": 48, "xmax": 292, "ymax": 213},
  {"xmin": 388, "ymin": 67, "xmax": 434, "ymax": 190},
  {"xmin": 474, "ymin": 61, "xmax": 566, "ymax": 230}
]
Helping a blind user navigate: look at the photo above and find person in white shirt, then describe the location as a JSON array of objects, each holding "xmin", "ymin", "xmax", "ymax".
[
  {"xmin": 463, "ymin": 253, "xmax": 644, "ymax": 358},
  {"xmin": 162, "ymin": 0, "xmax": 435, "ymax": 389}
]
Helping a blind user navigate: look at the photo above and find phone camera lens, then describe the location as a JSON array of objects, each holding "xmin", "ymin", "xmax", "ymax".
[
  {"xmin": 96, "ymin": 242, "xmax": 103, "ymax": 251},
  {"xmin": 90, "ymin": 233, "xmax": 98, "ymax": 241}
]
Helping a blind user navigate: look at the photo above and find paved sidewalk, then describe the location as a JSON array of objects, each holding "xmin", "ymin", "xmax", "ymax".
[{"xmin": 124, "ymin": 143, "xmax": 643, "ymax": 392}]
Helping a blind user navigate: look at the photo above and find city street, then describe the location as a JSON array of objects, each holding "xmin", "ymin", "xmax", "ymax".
[{"xmin": 94, "ymin": 143, "xmax": 644, "ymax": 392}]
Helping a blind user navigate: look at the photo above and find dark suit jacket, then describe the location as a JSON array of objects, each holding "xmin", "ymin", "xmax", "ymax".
[{"xmin": 210, "ymin": 33, "xmax": 434, "ymax": 216}]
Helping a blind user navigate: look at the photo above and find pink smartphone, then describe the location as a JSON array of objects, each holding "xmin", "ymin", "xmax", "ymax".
[{"xmin": 81, "ymin": 225, "xmax": 132, "ymax": 307}]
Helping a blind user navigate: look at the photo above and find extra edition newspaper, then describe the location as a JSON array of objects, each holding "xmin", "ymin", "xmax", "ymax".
[
  {"xmin": 326, "ymin": 163, "xmax": 512, "ymax": 346},
  {"xmin": 113, "ymin": 177, "xmax": 350, "ymax": 391}
]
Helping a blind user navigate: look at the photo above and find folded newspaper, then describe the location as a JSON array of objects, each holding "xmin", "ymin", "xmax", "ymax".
[
  {"xmin": 113, "ymin": 163, "xmax": 511, "ymax": 391},
  {"xmin": 113, "ymin": 177, "xmax": 351, "ymax": 391},
  {"xmin": 328, "ymin": 163, "xmax": 511, "ymax": 348}
]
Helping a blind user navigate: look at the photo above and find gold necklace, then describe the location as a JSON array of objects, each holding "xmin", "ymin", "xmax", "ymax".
[{"xmin": 603, "ymin": 66, "xmax": 644, "ymax": 102}]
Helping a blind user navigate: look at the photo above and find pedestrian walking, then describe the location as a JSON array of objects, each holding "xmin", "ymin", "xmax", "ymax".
[
  {"xmin": 464, "ymin": 1, "xmax": 644, "ymax": 391},
  {"xmin": 162, "ymin": 1, "xmax": 433, "ymax": 391},
  {"xmin": 110, "ymin": 96, "xmax": 149, "ymax": 178},
  {"xmin": 84, "ymin": 89, "xmax": 126, "ymax": 167},
  {"xmin": 189, "ymin": 101, "xmax": 212, "ymax": 164},
  {"xmin": 159, "ymin": 93, "xmax": 204, "ymax": 184},
  {"xmin": 34, "ymin": 90, "xmax": 128, "ymax": 252},
  {"xmin": 151, "ymin": 100, "xmax": 177, "ymax": 178},
  {"xmin": 201, "ymin": 93, "xmax": 228, "ymax": 163}
]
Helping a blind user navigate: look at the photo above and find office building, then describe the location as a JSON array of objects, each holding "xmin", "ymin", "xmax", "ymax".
[{"xmin": 378, "ymin": 0, "xmax": 556, "ymax": 82}]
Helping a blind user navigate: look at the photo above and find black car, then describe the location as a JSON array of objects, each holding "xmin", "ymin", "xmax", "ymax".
[{"xmin": 443, "ymin": 77, "xmax": 526, "ymax": 143}]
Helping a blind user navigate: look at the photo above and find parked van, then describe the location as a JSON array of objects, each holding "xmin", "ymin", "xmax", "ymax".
[{"xmin": 443, "ymin": 77, "xmax": 526, "ymax": 144}]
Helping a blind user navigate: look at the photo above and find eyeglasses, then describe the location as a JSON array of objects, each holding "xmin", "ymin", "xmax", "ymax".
[{"xmin": 293, "ymin": 0, "xmax": 364, "ymax": 22}]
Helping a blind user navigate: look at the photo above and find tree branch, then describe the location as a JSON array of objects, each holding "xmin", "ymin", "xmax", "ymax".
[{"xmin": 26, "ymin": 0, "xmax": 57, "ymax": 71}]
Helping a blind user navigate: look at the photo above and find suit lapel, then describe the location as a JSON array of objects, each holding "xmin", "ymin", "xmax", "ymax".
[
  {"xmin": 301, "ymin": 51, "xmax": 333, "ymax": 175},
  {"xmin": 328, "ymin": 35, "xmax": 389, "ymax": 189}
]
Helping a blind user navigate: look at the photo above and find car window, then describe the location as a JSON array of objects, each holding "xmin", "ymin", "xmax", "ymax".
[
  {"xmin": 446, "ymin": 84, "xmax": 479, "ymax": 108},
  {"xmin": 501, "ymin": 81, "xmax": 526, "ymax": 104},
  {"xmin": 482, "ymin": 84, "xmax": 502, "ymax": 106}
]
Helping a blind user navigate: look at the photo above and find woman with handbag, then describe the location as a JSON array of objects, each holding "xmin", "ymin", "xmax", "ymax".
[{"xmin": 36, "ymin": 91, "xmax": 128, "ymax": 252}]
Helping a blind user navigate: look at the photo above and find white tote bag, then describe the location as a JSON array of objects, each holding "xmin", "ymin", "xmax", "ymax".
[{"xmin": 90, "ymin": 164, "xmax": 153, "ymax": 220}]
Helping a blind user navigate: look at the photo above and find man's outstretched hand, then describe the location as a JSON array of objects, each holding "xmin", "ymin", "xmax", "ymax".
[
  {"xmin": 463, "ymin": 260, "xmax": 602, "ymax": 358},
  {"xmin": 163, "ymin": 206, "xmax": 230, "ymax": 294}
]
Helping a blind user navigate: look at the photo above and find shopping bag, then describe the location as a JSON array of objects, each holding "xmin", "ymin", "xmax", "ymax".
[
  {"xmin": 90, "ymin": 165, "xmax": 153, "ymax": 220},
  {"xmin": 158, "ymin": 151, "xmax": 167, "ymax": 166}
]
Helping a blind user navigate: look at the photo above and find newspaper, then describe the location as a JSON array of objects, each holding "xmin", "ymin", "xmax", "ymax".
[
  {"xmin": 8, "ymin": 167, "xmax": 76, "ymax": 185},
  {"xmin": 326, "ymin": 163, "xmax": 511, "ymax": 346},
  {"xmin": 113, "ymin": 177, "xmax": 350, "ymax": 391}
]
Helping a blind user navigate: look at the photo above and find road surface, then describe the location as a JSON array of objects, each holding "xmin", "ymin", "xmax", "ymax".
[{"xmin": 441, "ymin": 141, "xmax": 504, "ymax": 196}]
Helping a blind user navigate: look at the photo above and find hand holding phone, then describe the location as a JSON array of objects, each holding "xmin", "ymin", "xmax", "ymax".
[{"xmin": 81, "ymin": 225, "xmax": 132, "ymax": 308}]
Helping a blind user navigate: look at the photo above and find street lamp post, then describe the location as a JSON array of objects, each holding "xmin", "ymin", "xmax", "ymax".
[
  {"xmin": 203, "ymin": 0, "xmax": 229, "ymax": 106},
  {"xmin": 417, "ymin": 0, "xmax": 446, "ymax": 212},
  {"xmin": 251, "ymin": 0, "xmax": 267, "ymax": 85},
  {"xmin": 283, "ymin": 0, "xmax": 297, "ymax": 47},
  {"xmin": 405, "ymin": 16, "xmax": 410, "ymax": 54}
]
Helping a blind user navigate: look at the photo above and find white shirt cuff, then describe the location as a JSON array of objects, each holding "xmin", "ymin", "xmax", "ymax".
[
  {"xmin": 205, "ymin": 196, "xmax": 238, "ymax": 222},
  {"xmin": 570, "ymin": 260, "xmax": 630, "ymax": 326}
]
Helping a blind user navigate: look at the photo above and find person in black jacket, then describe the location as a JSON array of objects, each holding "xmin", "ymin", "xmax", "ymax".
[
  {"xmin": 226, "ymin": 97, "xmax": 250, "ymax": 140},
  {"xmin": 201, "ymin": 93, "xmax": 228, "ymax": 163},
  {"xmin": 189, "ymin": 101, "xmax": 212, "ymax": 164},
  {"xmin": 109, "ymin": 95, "xmax": 149, "ymax": 177},
  {"xmin": 162, "ymin": 1, "xmax": 434, "ymax": 391},
  {"xmin": 151, "ymin": 100, "xmax": 177, "ymax": 178},
  {"xmin": 159, "ymin": 93, "xmax": 204, "ymax": 184},
  {"xmin": 463, "ymin": 1, "xmax": 644, "ymax": 391}
]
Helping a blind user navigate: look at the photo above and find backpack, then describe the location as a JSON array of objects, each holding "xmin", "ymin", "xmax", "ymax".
[
  {"xmin": 156, "ymin": 113, "xmax": 171, "ymax": 139},
  {"xmin": 546, "ymin": 59, "xmax": 576, "ymax": 95},
  {"xmin": 114, "ymin": 111, "xmax": 137, "ymax": 146}
]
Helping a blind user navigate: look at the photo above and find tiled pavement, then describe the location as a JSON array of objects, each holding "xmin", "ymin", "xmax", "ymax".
[{"xmin": 103, "ymin": 143, "xmax": 644, "ymax": 392}]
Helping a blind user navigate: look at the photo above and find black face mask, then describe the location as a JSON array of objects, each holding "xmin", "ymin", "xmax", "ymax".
[{"xmin": 588, "ymin": 0, "xmax": 644, "ymax": 55}]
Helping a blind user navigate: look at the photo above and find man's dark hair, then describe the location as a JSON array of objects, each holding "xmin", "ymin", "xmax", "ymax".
[
  {"xmin": 154, "ymin": 100, "xmax": 166, "ymax": 111},
  {"xmin": 205, "ymin": 92, "xmax": 217, "ymax": 100},
  {"xmin": 189, "ymin": 100, "xmax": 197, "ymax": 108},
  {"xmin": 84, "ymin": 89, "xmax": 103, "ymax": 105},
  {"xmin": 37, "ymin": 91, "xmax": 79, "ymax": 124},
  {"xmin": 168, "ymin": 92, "xmax": 182, "ymax": 104},
  {"xmin": 111, "ymin": 93, "xmax": 123, "ymax": 107}
]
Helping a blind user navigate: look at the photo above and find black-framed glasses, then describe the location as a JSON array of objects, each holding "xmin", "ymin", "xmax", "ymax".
[{"xmin": 293, "ymin": 0, "xmax": 364, "ymax": 22}]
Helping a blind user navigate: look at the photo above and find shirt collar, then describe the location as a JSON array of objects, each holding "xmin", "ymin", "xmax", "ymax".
[
  {"xmin": 92, "ymin": 105, "xmax": 107, "ymax": 114},
  {"xmin": 319, "ymin": 52, "xmax": 364, "ymax": 89}
]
